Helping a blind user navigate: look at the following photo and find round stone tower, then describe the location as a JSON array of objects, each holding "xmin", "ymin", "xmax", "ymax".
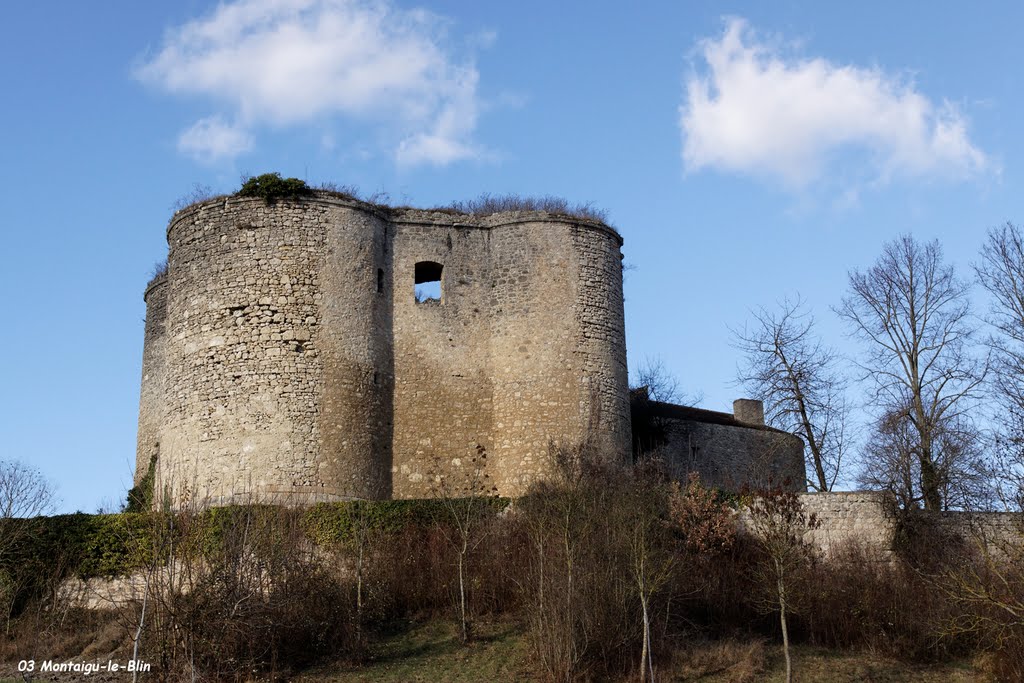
[
  {"xmin": 484, "ymin": 216, "xmax": 630, "ymax": 494},
  {"xmin": 151, "ymin": 195, "xmax": 392, "ymax": 505},
  {"xmin": 135, "ymin": 273, "xmax": 168, "ymax": 485}
]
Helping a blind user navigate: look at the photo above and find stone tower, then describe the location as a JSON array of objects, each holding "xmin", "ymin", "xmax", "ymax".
[{"xmin": 135, "ymin": 192, "xmax": 631, "ymax": 506}]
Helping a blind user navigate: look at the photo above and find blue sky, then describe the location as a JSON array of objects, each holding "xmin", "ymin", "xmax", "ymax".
[{"xmin": 1, "ymin": 1, "xmax": 1020, "ymax": 512}]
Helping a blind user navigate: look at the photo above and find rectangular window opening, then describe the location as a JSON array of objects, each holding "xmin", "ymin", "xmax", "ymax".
[
  {"xmin": 377, "ymin": 268, "xmax": 384, "ymax": 293},
  {"xmin": 414, "ymin": 261, "xmax": 443, "ymax": 303}
]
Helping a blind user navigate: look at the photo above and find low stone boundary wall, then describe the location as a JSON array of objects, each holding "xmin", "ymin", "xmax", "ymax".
[
  {"xmin": 59, "ymin": 574, "xmax": 149, "ymax": 610},
  {"xmin": 798, "ymin": 491, "xmax": 899, "ymax": 560},
  {"xmin": 741, "ymin": 491, "xmax": 1023, "ymax": 562}
]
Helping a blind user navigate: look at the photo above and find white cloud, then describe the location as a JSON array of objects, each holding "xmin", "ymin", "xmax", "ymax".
[
  {"xmin": 177, "ymin": 116, "xmax": 253, "ymax": 163},
  {"xmin": 396, "ymin": 65, "xmax": 479, "ymax": 166},
  {"xmin": 680, "ymin": 18, "xmax": 990, "ymax": 188},
  {"xmin": 136, "ymin": 0, "xmax": 486, "ymax": 165}
]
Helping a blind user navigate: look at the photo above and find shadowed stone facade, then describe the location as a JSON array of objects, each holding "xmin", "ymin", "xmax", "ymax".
[
  {"xmin": 136, "ymin": 193, "xmax": 630, "ymax": 505},
  {"xmin": 638, "ymin": 398, "xmax": 806, "ymax": 492}
]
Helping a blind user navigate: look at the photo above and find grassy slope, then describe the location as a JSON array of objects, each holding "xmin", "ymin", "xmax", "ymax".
[
  {"xmin": 298, "ymin": 619, "xmax": 981, "ymax": 683},
  {"xmin": 295, "ymin": 619, "xmax": 532, "ymax": 682},
  {"xmin": 0, "ymin": 617, "xmax": 984, "ymax": 682}
]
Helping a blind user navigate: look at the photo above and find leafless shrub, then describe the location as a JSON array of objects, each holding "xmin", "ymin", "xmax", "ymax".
[
  {"xmin": 170, "ymin": 182, "xmax": 219, "ymax": 213},
  {"xmin": 797, "ymin": 540, "xmax": 959, "ymax": 660},
  {"xmin": 444, "ymin": 193, "xmax": 610, "ymax": 224},
  {"xmin": 918, "ymin": 518, "xmax": 1024, "ymax": 679},
  {"xmin": 111, "ymin": 490, "xmax": 358, "ymax": 682},
  {"xmin": 514, "ymin": 446, "xmax": 679, "ymax": 682},
  {"xmin": 2, "ymin": 606, "xmax": 127, "ymax": 668},
  {"xmin": 516, "ymin": 446, "xmax": 613, "ymax": 681},
  {"xmin": 315, "ymin": 181, "xmax": 361, "ymax": 201},
  {"xmin": 313, "ymin": 504, "xmax": 519, "ymax": 635}
]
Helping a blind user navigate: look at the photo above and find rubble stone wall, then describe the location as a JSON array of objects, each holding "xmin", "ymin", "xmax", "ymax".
[{"xmin": 658, "ymin": 416, "xmax": 806, "ymax": 492}]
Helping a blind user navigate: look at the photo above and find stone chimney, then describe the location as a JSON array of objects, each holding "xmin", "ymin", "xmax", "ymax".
[{"xmin": 733, "ymin": 398, "xmax": 764, "ymax": 426}]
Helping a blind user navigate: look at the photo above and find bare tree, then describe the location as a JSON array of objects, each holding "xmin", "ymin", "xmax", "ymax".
[
  {"xmin": 630, "ymin": 356, "xmax": 703, "ymax": 459},
  {"xmin": 428, "ymin": 446, "xmax": 496, "ymax": 643},
  {"xmin": 733, "ymin": 297, "xmax": 852, "ymax": 491},
  {"xmin": 0, "ymin": 460, "xmax": 55, "ymax": 634},
  {"xmin": 975, "ymin": 223, "xmax": 1024, "ymax": 510},
  {"xmin": 0, "ymin": 460, "xmax": 54, "ymax": 556},
  {"xmin": 745, "ymin": 490, "xmax": 818, "ymax": 683},
  {"xmin": 858, "ymin": 408, "xmax": 993, "ymax": 511},
  {"xmin": 633, "ymin": 356, "xmax": 682, "ymax": 405},
  {"xmin": 631, "ymin": 355, "xmax": 706, "ymax": 406},
  {"xmin": 626, "ymin": 465, "xmax": 675, "ymax": 683},
  {"xmin": 0, "ymin": 460, "xmax": 54, "ymax": 518},
  {"xmin": 837, "ymin": 235, "xmax": 987, "ymax": 511}
]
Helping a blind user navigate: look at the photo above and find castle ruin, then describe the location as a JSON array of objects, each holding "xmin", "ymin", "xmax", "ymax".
[
  {"xmin": 136, "ymin": 190, "xmax": 804, "ymax": 506},
  {"xmin": 137, "ymin": 192, "xmax": 631, "ymax": 505}
]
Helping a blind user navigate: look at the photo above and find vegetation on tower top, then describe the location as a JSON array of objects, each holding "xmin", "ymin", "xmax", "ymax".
[{"xmin": 237, "ymin": 173, "xmax": 313, "ymax": 202}]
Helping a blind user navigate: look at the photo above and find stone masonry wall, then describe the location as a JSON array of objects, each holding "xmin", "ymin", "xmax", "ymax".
[
  {"xmin": 318, "ymin": 206, "xmax": 393, "ymax": 500},
  {"xmin": 138, "ymin": 194, "xmax": 630, "ymax": 505},
  {"xmin": 488, "ymin": 222, "xmax": 573, "ymax": 495},
  {"xmin": 390, "ymin": 216, "xmax": 496, "ymax": 497},
  {"xmin": 571, "ymin": 224, "xmax": 631, "ymax": 461},
  {"xmin": 136, "ymin": 276, "xmax": 168, "ymax": 482},
  {"xmin": 741, "ymin": 492, "xmax": 1024, "ymax": 562},
  {"xmin": 159, "ymin": 199, "xmax": 336, "ymax": 505},
  {"xmin": 796, "ymin": 491, "xmax": 899, "ymax": 559},
  {"xmin": 658, "ymin": 414, "xmax": 806, "ymax": 492}
]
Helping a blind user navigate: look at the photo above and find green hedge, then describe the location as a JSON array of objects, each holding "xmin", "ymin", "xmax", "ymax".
[
  {"xmin": 3, "ymin": 498, "xmax": 511, "ymax": 581},
  {"xmin": 0, "ymin": 513, "xmax": 152, "ymax": 591},
  {"xmin": 303, "ymin": 498, "xmax": 510, "ymax": 546}
]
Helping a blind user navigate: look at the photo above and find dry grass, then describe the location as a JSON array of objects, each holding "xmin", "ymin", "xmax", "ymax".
[
  {"xmin": 0, "ymin": 607, "xmax": 129, "ymax": 675},
  {"xmin": 169, "ymin": 180, "xmax": 613, "ymax": 229},
  {"xmin": 0, "ymin": 612, "xmax": 988, "ymax": 683},
  {"xmin": 669, "ymin": 642, "xmax": 980, "ymax": 683},
  {"xmin": 293, "ymin": 618, "xmax": 532, "ymax": 682},
  {"xmin": 442, "ymin": 193, "xmax": 609, "ymax": 223},
  {"xmin": 670, "ymin": 638, "xmax": 768, "ymax": 682}
]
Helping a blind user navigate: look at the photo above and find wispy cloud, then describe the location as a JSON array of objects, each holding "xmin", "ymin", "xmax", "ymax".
[
  {"xmin": 680, "ymin": 18, "xmax": 990, "ymax": 188},
  {"xmin": 177, "ymin": 116, "xmax": 253, "ymax": 163},
  {"xmin": 135, "ymin": 0, "xmax": 487, "ymax": 166}
]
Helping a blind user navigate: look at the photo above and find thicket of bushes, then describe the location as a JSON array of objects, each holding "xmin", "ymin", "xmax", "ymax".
[
  {"xmin": 4, "ymin": 454, "xmax": 1023, "ymax": 682},
  {"xmin": 236, "ymin": 173, "xmax": 312, "ymax": 202}
]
